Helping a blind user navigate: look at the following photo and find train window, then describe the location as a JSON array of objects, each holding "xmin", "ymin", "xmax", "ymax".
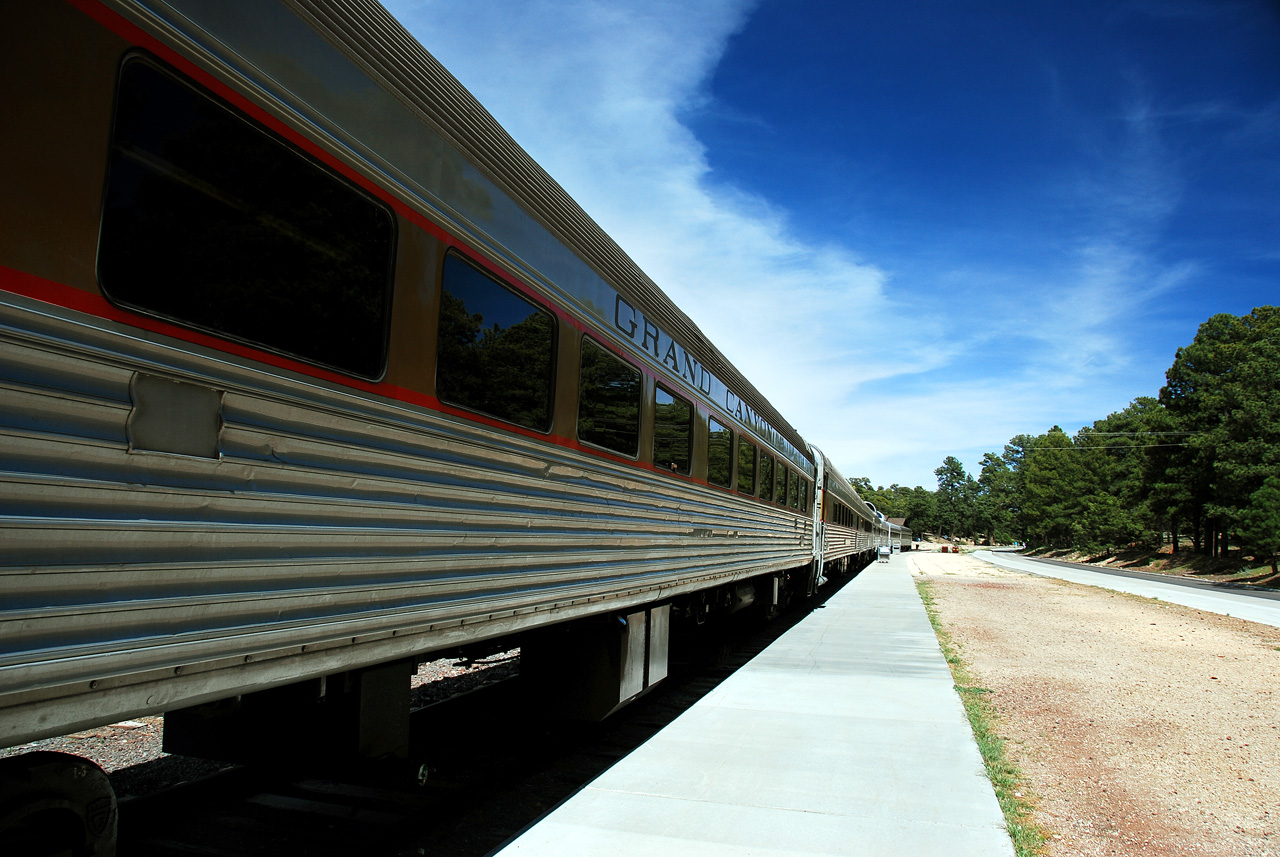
[
  {"xmin": 436, "ymin": 254, "xmax": 555, "ymax": 430},
  {"xmin": 98, "ymin": 56, "xmax": 395, "ymax": 380},
  {"xmin": 653, "ymin": 385, "xmax": 691, "ymax": 474},
  {"xmin": 759, "ymin": 455, "xmax": 773, "ymax": 502},
  {"xmin": 774, "ymin": 464, "xmax": 786, "ymax": 506},
  {"xmin": 707, "ymin": 418, "xmax": 731, "ymax": 488},
  {"xmin": 788, "ymin": 472, "xmax": 800, "ymax": 509},
  {"xmin": 737, "ymin": 439, "xmax": 756, "ymax": 494},
  {"xmin": 800, "ymin": 480, "xmax": 809, "ymax": 513},
  {"xmin": 578, "ymin": 337, "xmax": 641, "ymax": 456}
]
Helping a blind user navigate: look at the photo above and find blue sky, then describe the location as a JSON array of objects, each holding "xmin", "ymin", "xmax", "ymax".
[{"xmin": 384, "ymin": 0, "xmax": 1280, "ymax": 489}]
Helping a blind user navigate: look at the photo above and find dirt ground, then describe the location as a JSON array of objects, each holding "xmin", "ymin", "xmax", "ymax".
[{"xmin": 908, "ymin": 551, "xmax": 1280, "ymax": 857}]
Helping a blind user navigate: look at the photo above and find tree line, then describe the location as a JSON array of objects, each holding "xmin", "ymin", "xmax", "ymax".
[{"xmin": 852, "ymin": 306, "xmax": 1279, "ymax": 572}]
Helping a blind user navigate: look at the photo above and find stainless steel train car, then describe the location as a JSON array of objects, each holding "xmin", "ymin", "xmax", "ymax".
[
  {"xmin": 889, "ymin": 521, "xmax": 914, "ymax": 551},
  {"xmin": 0, "ymin": 0, "xmax": 894, "ymax": 843},
  {"xmin": 813, "ymin": 450, "xmax": 887, "ymax": 575}
]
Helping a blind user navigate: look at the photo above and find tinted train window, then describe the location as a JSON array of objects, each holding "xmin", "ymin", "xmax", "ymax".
[
  {"xmin": 653, "ymin": 385, "xmax": 691, "ymax": 474},
  {"xmin": 737, "ymin": 440, "xmax": 756, "ymax": 494},
  {"xmin": 788, "ymin": 473, "xmax": 800, "ymax": 509},
  {"xmin": 98, "ymin": 57, "xmax": 394, "ymax": 379},
  {"xmin": 578, "ymin": 338, "xmax": 640, "ymax": 456},
  {"xmin": 775, "ymin": 464, "xmax": 786, "ymax": 506},
  {"xmin": 759, "ymin": 455, "xmax": 773, "ymax": 502},
  {"xmin": 800, "ymin": 481, "xmax": 809, "ymax": 513},
  {"xmin": 436, "ymin": 254, "xmax": 555, "ymax": 431},
  {"xmin": 707, "ymin": 418, "xmax": 731, "ymax": 488}
]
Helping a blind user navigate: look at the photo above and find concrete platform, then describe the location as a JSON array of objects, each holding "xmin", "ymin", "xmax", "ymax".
[{"xmin": 494, "ymin": 554, "xmax": 1015, "ymax": 856}]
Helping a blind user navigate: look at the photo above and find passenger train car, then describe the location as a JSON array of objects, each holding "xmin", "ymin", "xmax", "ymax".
[{"xmin": 0, "ymin": 0, "xmax": 897, "ymax": 846}]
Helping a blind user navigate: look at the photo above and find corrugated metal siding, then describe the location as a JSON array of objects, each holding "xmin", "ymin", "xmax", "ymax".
[
  {"xmin": 0, "ymin": 298, "xmax": 811, "ymax": 744},
  {"xmin": 820, "ymin": 524, "xmax": 876, "ymax": 563}
]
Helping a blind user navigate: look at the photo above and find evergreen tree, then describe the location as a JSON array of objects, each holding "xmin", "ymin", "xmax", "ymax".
[
  {"xmin": 934, "ymin": 456, "xmax": 970, "ymax": 539},
  {"xmin": 902, "ymin": 486, "xmax": 937, "ymax": 535},
  {"xmin": 1238, "ymin": 477, "xmax": 1280, "ymax": 574},
  {"xmin": 1160, "ymin": 307, "xmax": 1280, "ymax": 557},
  {"xmin": 1022, "ymin": 427, "xmax": 1085, "ymax": 548},
  {"xmin": 1072, "ymin": 399, "xmax": 1161, "ymax": 551},
  {"xmin": 977, "ymin": 452, "xmax": 1017, "ymax": 544}
]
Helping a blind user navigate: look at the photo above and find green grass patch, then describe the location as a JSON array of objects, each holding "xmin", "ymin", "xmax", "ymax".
[{"xmin": 916, "ymin": 578, "xmax": 1048, "ymax": 857}]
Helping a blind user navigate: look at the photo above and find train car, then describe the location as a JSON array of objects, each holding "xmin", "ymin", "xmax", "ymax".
[
  {"xmin": 812, "ymin": 450, "xmax": 883, "ymax": 575},
  {"xmin": 0, "ymin": 0, "xmax": 836, "ymax": 803},
  {"xmin": 888, "ymin": 519, "xmax": 914, "ymax": 552},
  {"xmin": 0, "ymin": 0, "xmax": 896, "ymax": 847}
]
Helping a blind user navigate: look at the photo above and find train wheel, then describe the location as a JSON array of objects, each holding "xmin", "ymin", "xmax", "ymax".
[{"xmin": 0, "ymin": 751, "xmax": 117, "ymax": 857}]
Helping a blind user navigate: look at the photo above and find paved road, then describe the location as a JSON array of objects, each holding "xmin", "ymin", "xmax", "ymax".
[{"xmin": 973, "ymin": 550, "xmax": 1280, "ymax": 630}]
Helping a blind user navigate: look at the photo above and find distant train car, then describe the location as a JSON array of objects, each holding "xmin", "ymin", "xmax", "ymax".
[
  {"xmin": 888, "ymin": 519, "xmax": 914, "ymax": 551},
  {"xmin": 812, "ymin": 450, "xmax": 883, "ymax": 576}
]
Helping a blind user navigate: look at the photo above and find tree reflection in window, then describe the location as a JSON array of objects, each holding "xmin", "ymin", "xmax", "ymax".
[
  {"xmin": 759, "ymin": 455, "xmax": 773, "ymax": 502},
  {"xmin": 775, "ymin": 466, "xmax": 787, "ymax": 506},
  {"xmin": 708, "ymin": 418, "xmax": 732, "ymax": 487},
  {"xmin": 788, "ymin": 471, "xmax": 800, "ymax": 509},
  {"xmin": 578, "ymin": 338, "xmax": 640, "ymax": 455},
  {"xmin": 737, "ymin": 440, "xmax": 756, "ymax": 494},
  {"xmin": 654, "ymin": 386, "xmax": 691, "ymax": 474},
  {"xmin": 800, "ymin": 480, "xmax": 809, "ymax": 513},
  {"xmin": 436, "ymin": 253, "xmax": 555, "ymax": 431}
]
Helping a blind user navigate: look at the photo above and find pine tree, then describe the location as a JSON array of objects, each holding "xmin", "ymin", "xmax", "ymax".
[{"xmin": 1238, "ymin": 477, "xmax": 1280, "ymax": 575}]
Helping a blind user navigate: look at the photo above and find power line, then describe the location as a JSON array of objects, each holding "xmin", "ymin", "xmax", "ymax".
[
  {"xmin": 1076, "ymin": 431, "xmax": 1200, "ymax": 436},
  {"xmin": 1029, "ymin": 442, "xmax": 1193, "ymax": 451}
]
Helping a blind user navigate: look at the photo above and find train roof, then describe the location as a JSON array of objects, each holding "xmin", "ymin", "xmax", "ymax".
[{"xmin": 273, "ymin": 0, "xmax": 813, "ymax": 465}]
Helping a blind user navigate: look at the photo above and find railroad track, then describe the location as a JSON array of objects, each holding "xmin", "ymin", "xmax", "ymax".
[{"xmin": 114, "ymin": 574, "xmax": 856, "ymax": 857}]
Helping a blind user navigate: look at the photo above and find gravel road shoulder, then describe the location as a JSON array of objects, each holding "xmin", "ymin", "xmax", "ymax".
[{"xmin": 909, "ymin": 551, "xmax": 1280, "ymax": 857}]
